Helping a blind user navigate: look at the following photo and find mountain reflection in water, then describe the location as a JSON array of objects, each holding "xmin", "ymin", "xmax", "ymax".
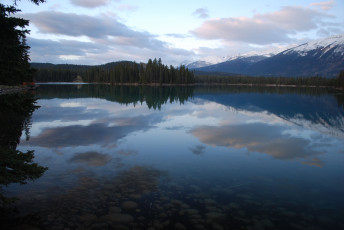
[{"xmin": 1, "ymin": 84, "xmax": 343, "ymax": 230}]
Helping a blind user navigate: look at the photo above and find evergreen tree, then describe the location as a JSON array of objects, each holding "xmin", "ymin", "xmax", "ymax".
[
  {"xmin": 0, "ymin": 0, "xmax": 45, "ymax": 85},
  {"xmin": 338, "ymin": 70, "xmax": 344, "ymax": 88},
  {"xmin": 32, "ymin": 58, "xmax": 195, "ymax": 84}
]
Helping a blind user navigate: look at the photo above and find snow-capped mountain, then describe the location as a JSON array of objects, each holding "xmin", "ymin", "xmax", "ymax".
[
  {"xmin": 183, "ymin": 56, "xmax": 229, "ymax": 69},
  {"xmin": 184, "ymin": 60, "xmax": 214, "ymax": 69},
  {"xmin": 282, "ymin": 35, "xmax": 344, "ymax": 56},
  {"xmin": 226, "ymin": 46, "xmax": 291, "ymax": 61},
  {"xmin": 196, "ymin": 34, "xmax": 344, "ymax": 78},
  {"xmin": 187, "ymin": 46, "xmax": 290, "ymax": 69}
]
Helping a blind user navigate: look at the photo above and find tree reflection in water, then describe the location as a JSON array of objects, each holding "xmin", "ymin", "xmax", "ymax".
[{"xmin": 0, "ymin": 92, "xmax": 47, "ymax": 228}]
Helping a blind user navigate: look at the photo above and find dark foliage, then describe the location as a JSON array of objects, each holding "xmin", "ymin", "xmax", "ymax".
[
  {"xmin": 0, "ymin": 4, "xmax": 31, "ymax": 85},
  {"xmin": 36, "ymin": 84, "xmax": 194, "ymax": 110},
  {"xmin": 0, "ymin": 92, "xmax": 47, "ymax": 205},
  {"xmin": 0, "ymin": 1, "xmax": 46, "ymax": 85},
  {"xmin": 195, "ymin": 74, "xmax": 339, "ymax": 87},
  {"xmin": 32, "ymin": 58, "xmax": 195, "ymax": 84},
  {"xmin": 337, "ymin": 70, "xmax": 344, "ymax": 88}
]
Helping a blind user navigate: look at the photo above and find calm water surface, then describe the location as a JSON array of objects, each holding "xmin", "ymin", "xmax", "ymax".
[{"xmin": 2, "ymin": 84, "xmax": 344, "ymax": 230}]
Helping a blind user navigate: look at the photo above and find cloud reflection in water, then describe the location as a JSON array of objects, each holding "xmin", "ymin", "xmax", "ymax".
[
  {"xmin": 191, "ymin": 123, "xmax": 324, "ymax": 166},
  {"xmin": 26, "ymin": 115, "xmax": 162, "ymax": 149},
  {"xmin": 69, "ymin": 151, "xmax": 111, "ymax": 166}
]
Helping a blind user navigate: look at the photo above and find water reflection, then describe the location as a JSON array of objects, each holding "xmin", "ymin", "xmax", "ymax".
[
  {"xmin": 37, "ymin": 84, "xmax": 194, "ymax": 110},
  {"xmin": 189, "ymin": 145, "xmax": 206, "ymax": 155},
  {"xmin": 191, "ymin": 123, "xmax": 324, "ymax": 165},
  {"xmin": 25, "ymin": 115, "xmax": 162, "ymax": 148},
  {"xmin": 195, "ymin": 86, "xmax": 344, "ymax": 137},
  {"xmin": 0, "ymin": 93, "xmax": 47, "ymax": 201},
  {"xmin": 0, "ymin": 92, "xmax": 47, "ymax": 229},
  {"xmin": 69, "ymin": 151, "xmax": 111, "ymax": 166},
  {"xmin": 2, "ymin": 85, "xmax": 344, "ymax": 229},
  {"xmin": 36, "ymin": 84, "xmax": 344, "ymax": 137}
]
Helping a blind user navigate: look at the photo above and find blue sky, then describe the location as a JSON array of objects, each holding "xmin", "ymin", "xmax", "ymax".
[{"xmin": 5, "ymin": 0, "xmax": 344, "ymax": 65}]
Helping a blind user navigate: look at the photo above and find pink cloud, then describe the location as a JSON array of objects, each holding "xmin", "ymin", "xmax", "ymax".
[
  {"xmin": 192, "ymin": 5, "xmax": 333, "ymax": 45},
  {"xmin": 310, "ymin": 0, "xmax": 335, "ymax": 11}
]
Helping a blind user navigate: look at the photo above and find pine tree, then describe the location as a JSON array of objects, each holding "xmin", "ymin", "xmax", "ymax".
[
  {"xmin": 0, "ymin": 1, "xmax": 45, "ymax": 85},
  {"xmin": 338, "ymin": 70, "xmax": 344, "ymax": 88}
]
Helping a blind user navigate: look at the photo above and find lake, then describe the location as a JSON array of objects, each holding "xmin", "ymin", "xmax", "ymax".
[{"xmin": 1, "ymin": 84, "xmax": 344, "ymax": 230}]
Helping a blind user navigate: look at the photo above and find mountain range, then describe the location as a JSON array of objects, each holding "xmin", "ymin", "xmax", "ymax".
[{"xmin": 188, "ymin": 34, "xmax": 344, "ymax": 78}]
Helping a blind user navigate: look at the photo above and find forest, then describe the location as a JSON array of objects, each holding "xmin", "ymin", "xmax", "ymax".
[
  {"xmin": 33, "ymin": 58, "xmax": 195, "ymax": 84},
  {"xmin": 195, "ymin": 72, "xmax": 344, "ymax": 88},
  {"xmin": 32, "ymin": 60, "xmax": 344, "ymax": 88}
]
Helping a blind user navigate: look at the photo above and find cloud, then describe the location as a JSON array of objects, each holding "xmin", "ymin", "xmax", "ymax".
[
  {"xmin": 190, "ymin": 145, "xmax": 206, "ymax": 155},
  {"xmin": 28, "ymin": 37, "xmax": 108, "ymax": 63},
  {"xmin": 28, "ymin": 37, "xmax": 194, "ymax": 65},
  {"xmin": 117, "ymin": 4, "xmax": 139, "ymax": 12},
  {"xmin": 70, "ymin": 0, "xmax": 111, "ymax": 8},
  {"xmin": 22, "ymin": 11, "xmax": 195, "ymax": 65},
  {"xmin": 192, "ymin": 8, "xmax": 209, "ymax": 19},
  {"xmin": 24, "ymin": 11, "xmax": 135, "ymax": 39},
  {"xmin": 110, "ymin": 33, "xmax": 166, "ymax": 49},
  {"xmin": 165, "ymin": 33, "xmax": 189, "ymax": 38},
  {"xmin": 192, "ymin": 6, "xmax": 335, "ymax": 45},
  {"xmin": 24, "ymin": 11, "xmax": 170, "ymax": 51},
  {"xmin": 116, "ymin": 149, "xmax": 138, "ymax": 156},
  {"xmin": 310, "ymin": 0, "xmax": 335, "ymax": 11},
  {"xmin": 69, "ymin": 151, "xmax": 111, "ymax": 166},
  {"xmin": 191, "ymin": 123, "xmax": 324, "ymax": 165},
  {"xmin": 256, "ymin": 6, "xmax": 329, "ymax": 31}
]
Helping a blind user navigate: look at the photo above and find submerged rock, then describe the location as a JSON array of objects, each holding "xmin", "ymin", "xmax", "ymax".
[
  {"xmin": 121, "ymin": 201, "xmax": 138, "ymax": 210},
  {"xmin": 78, "ymin": 213, "xmax": 98, "ymax": 223},
  {"xmin": 175, "ymin": 222, "xmax": 186, "ymax": 230},
  {"xmin": 205, "ymin": 212, "xmax": 225, "ymax": 221},
  {"xmin": 89, "ymin": 223, "xmax": 109, "ymax": 230},
  {"xmin": 100, "ymin": 213, "xmax": 133, "ymax": 224},
  {"xmin": 112, "ymin": 225, "xmax": 129, "ymax": 230},
  {"xmin": 193, "ymin": 224, "xmax": 207, "ymax": 230},
  {"xmin": 109, "ymin": 206, "xmax": 122, "ymax": 213}
]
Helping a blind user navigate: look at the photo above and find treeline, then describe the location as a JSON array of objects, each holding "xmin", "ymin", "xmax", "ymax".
[
  {"xmin": 338, "ymin": 70, "xmax": 344, "ymax": 88},
  {"xmin": 195, "ymin": 73, "xmax": 343, "ymax": 87},
  {"xmin": 194, "ymin": 85, "xmax": 334, "ymax": 96},
  {"xmin": 33, "ymin": 58, "xmax": 195, "ymax": 84},
  {"xmin": 141, "ymin": 58, "xmax": 194, "ymax": 84},
  {"xmin": 32, "ymin": 60, "xmax": 344, "ymax": 88}
]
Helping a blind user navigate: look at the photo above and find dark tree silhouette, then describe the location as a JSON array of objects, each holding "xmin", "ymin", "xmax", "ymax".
[
  {"xmin": 32, "ymin": 59, "xmax": 196, "ymax": 84},
  {"xmin": 0, "ymin": 92, "xmax": 47, "ymax": 205},
  {"xmin": 0, "ymin": 0, "xmax": 45, "ymax": 85}
]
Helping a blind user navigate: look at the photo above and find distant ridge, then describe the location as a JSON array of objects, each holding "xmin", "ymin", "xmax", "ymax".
[
  {"xmin": 30, "ymin": 61, "xmax": 138, "ymax": 70},
  {"xmin": 194, "ymin": 34, "xmax": 344, "ymax": 78}
]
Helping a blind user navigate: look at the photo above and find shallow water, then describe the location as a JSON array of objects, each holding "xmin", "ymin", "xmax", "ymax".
[{"xmin": 2, "ymin": 84, "xmax": 344, "ymax": 230}]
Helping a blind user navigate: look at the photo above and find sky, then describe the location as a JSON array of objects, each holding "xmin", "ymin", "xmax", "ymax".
[{"xmin": 4, "ymin": 0, "xmax": 344, "ymax": 65}]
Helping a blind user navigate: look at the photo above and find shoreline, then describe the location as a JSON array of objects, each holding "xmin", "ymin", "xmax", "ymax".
[
  {"xmin": 84, "ymin": 82, "xmax": 344, "ymax": 91},
  {"xmin": 0, "ymin": 85, "xmax": 28, "ymax": 95},
  {"xmin": 38, "ymin": 81, "xmax": 342, "ymax": 89},
  {"xmin": 1, "ymin": 83, "xmax": 342, "ymax": 95},
  {"xmin": 195, "ymin": 82, "xmax": 343, "ymax": 89},
  {"xmin": 0, "ymin": 85, "xmax": 38, "ymax": 95}
]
